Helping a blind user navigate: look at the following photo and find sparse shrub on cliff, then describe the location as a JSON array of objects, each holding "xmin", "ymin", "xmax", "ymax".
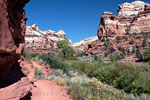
[
  {"xmin": 142, "ymin": 38, "xmax": 147, "ymax": 48},
  {"xmin": 116, "ymin": 36, "xmax": 121, "ymax": 43},
  {"xmin": 132, "ymin": 48, "xmax": 136, "ymax": 54},
  {"xmin": 104, "ymin": 50, "xmax": 111, "ymax": 57},
  {"xmin": 136, "ymin": 49, "xmax": 143, "ymax": 61},
  {"xmin": 101, "ymin": 38, "xmax": 105, "ymax": 42},
  {"xmin": 133, "ymin": 32, "xmax": 137, "ymax": 36},
  {"xmin": 104, "ymin": 40, "xmax": 110, "ymax": 47},
  {"xmin": 129, "ymin": 40, "xmax": 134, "ymax": 45}
]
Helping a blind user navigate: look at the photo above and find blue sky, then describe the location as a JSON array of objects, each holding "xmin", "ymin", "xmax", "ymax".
[{"xmin": 25, "ymin": 0, "xmax": 149, "ymax": 43}]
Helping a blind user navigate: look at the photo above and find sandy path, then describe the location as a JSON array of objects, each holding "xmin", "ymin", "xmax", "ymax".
[
  {"xmin": 20, "ymin": 60, "xmax": 72, "ymax": 100},
  {"xmin": 31, "ymin": 80, "xmax": 72, "ymax": 100}
]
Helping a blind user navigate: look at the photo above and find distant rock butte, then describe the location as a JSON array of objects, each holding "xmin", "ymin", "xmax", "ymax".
[
  {"xmin": 72, "ymin": 36, "xmax": 98, "ymax": 53},
  {"xmin": 25, "ymin": 24, "xmax": 71, "ymax": 54},
  {"xmin": 97, "ymin": 1, "xmax": 150, "ymax": 39}
]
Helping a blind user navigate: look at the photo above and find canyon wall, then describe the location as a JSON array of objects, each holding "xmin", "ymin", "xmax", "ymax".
[
  {"xmin": 0, "ymin": 0, "xmax": 29, "ymax": 76},
  {"xmin": 97, "ymin": 1, "xmax": 150, "ymax": 39},
  {"xmin": 25, "ymin": 24, "xmax": 71, "ymax": 54}
]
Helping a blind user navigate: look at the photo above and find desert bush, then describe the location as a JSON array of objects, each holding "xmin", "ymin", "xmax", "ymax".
[
  {"xmin": 116, "ymin": 36, "xmax": 121, "ymax": 43},
  {"xmin": 109, "ymin": 54, "xmax": 118, "ymax": 63},
  {"xmin": 57, "ymin": 40, "xmax": 68, "ymax": 48},
  {"xmin": 62, "ymin": 46, "xmax": 75, "ymax": 57},
  {"xmin": 132, "ymin": 74, "xmax": 150, "ymax": 95},
  {"xmin": 76, "ymin": 51, "xmax": 87, "ymax": 57},
  {"xmin": 104, "ymin": 41, "xmax": 110, "ymax": 47},
  {"xmin": 129, "ymin": 40, "xmax": 134, "ymax": 45},
  {"xmin": 136, "ymin": 49, "xmax": 143, "ymax": 61},
  {"xmin": 39, "ymin": 54, "xmax": 70, "ymax": 72},
  {"xmin": 132, "ymin": 48, "xmax": 136, "ymax": 54},
  {"xmin": 143, "ymin": 48, "xmax": 150, "ymax": 62},
  {"xmin": 142, "ymin": 38, "xmax": 147, "ymax": 48},
  {"xmin": 23, "ymin": 47, "xmax": 32, "ymax": 61},
  {"xmin": 34, "ymin": 67, "xmax": 45, "ymax": 80},
  {"xmin": 57, "ymin": 40, "xmax": 75, "ymax": 58},
  {"xmin": 115, "ymin": 70, "xmax": 134, "ymax": 92},
  {"xmin": 133, "ymin": 33, "xmax": 137, "ymax": 36},
  {"xmin": 101, "ymin": 38, "xmax": 105, "ymax": 42},
  {"xmin": 94, "ymin": 54, "xmax": 98, "ymax": 61},
  {"xmin": 92, "ymin": 64, "xmax": 116, "ymax": 85}
]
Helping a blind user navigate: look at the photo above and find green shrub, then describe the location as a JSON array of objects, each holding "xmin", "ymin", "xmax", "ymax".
[
  {"xmin": 116, "ymin": 36, "xmax": 121, "ymax": 43},
  {"xmin": 23, "ymin": 48, "xmax": 32, "ymax": 61},
  {"xmin": 133, "ymin": 33, "xmax": 137, "ymax": 36},
  {"xmin": 142, "ymin": 38, "xmax": 147, "ymax": 48},
  {"xmin": 104, "ymin": 51, "xmax": 111, "ymax": 57},
  {"xmin": 62, "ymin": 46, "xmax": 75, "ymax": 58},
  {"xmin": 101, "ymin": 38, "xmax": 105, "ymax": 42},
  {"xmin": 132, "ymin": 48, "xmax": 135, "ymax": 54},
  {"xmin": 39, "ymin": 54, "xmax": 70, "ymax": 72},
  {"xmin": 57, "ymin": 40, "xmax": 68, "ymax": 48},
  {"xmin": 68, "ymin": 82, "xmax": 93, "ymax": 100},
  {"xmin": 76, "ymin": 51, "xmax": 86, "ymax": 57},
  {"xmin": 136, "ymin": 49, "xmax": 143, "ymax": 61},
  {"xmin": 104, "ymin": 41, "xmax": 110, "ymax": 47},
  {"xmin": 115, "ymin": 70, "xmax": 134, "ymax": 92},
  {"xmin": 34, "ymin": 67, "xmax": 45, "ymax": 80},
  {"xmin": 143, "ymin": 48, "xmax": 150, "ymax": 62},
  {"xmin": 126, "ymin": 32, "xmax": 130, "ymax": 35},
  {"xmin": 94, "ymin": 54, "xmax": 98, "ymax": 61},
  {"xmin": 132, "ymin": 74, "xmax": 150, "ymax": 95},
  {"xmin": 110, "ymin": 54, "xmax": 118, "ymax": 63},
  {"xmin": 93, "ymin": 64, "xmax": 116, "ymax": 85},
  {"xmin": 129, "ymin": 40, "xmax": 134, "ymax": 45},
  {"xmin": 127, "ymin": 49, "xmax": 130, "ymax": 54}
]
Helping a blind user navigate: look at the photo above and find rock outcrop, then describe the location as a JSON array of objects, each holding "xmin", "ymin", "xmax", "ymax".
[
  {"xmin": 72, "ymin": 36, "xmax": 98, "ymax": 53},
  {"xmin": 97, "ymin": 1, "xmax": 150, "ymax": 39},
  {"xmin": 25, "ymin": 24, "xmax": 71, "ymax": 54},
  {"xmin": 0, "ymin": 0, "xmax": 29, "ymax": 76},
  {"xmin": 85, "ymin": 1, "xmax": 150, "ymax": 62}
]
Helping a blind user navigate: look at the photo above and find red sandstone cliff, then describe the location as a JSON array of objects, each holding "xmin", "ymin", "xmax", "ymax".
[
  {"xmin": 97, "ymin": 1, "xmax": 150, "ymax": 39},
  {"xmin": 0, "ymin": 0, "xmax": 29, "ymax": 76}
]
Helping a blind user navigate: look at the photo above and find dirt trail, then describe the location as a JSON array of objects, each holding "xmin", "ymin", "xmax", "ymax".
[
  {"xmin": 20, "ymin": 60, "xmax": 72, "ymax": 100},
  {"xmin": 31, "ymin": 80, "xmax": 72, "ymax": 100}
]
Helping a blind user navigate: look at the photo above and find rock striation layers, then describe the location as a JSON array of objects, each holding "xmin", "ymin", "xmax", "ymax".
[
  {"xmin": 85, "ymin": 1, "xmax": 150, "ymax": 62},
  {"xmin": 97, "ymin": 1, "xmax": 150, "ymax": 39},
  {"xmin": 0, "ymin": 0, "xmax": 29, "ymax": 76},
  {"xmin": 25, "ymin": 24, "xmax": 71, "ymax": 54},
  {"xmin": 72, "ymin": 36, "xmax": 98, "ymax": 53}
]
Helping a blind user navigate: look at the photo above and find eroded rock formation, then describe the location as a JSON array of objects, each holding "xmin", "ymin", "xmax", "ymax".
[
  {"xmin": 84, "ymin": 1, "xmax": 150, "ymax": 62},
  {"xmin": 25, "ymin": 24, "xmax": 71, "ymax": 54},
  {"xmin": 72, "ymin": 36, "xmax": 98, "ymax": 53},
  {"xmin": 97, "ymin": 1, "xmax": 150, "ymax": 39},
  {"xmin": 0, "ymin": 0, "xmax": 29, "ymax": 76}
]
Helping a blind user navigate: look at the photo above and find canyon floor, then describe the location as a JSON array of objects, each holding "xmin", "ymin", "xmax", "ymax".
[{"xmin": 0, "ymin": 60, "xmax": 72, "ymax": 100}]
